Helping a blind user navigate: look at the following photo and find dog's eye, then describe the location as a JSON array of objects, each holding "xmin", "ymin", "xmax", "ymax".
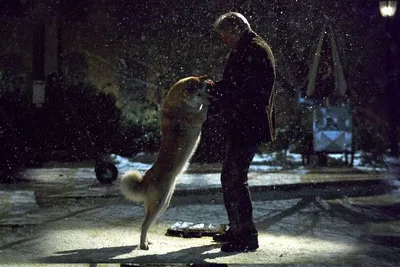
[{"xmin": 185, "ymin": 86, "xmax": 198, "ymax": 94}]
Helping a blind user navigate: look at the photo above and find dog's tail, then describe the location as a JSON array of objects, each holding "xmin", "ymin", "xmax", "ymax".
[{"xmin": 120, "ymin": 170, "xmax": 146, "ymax": 203}]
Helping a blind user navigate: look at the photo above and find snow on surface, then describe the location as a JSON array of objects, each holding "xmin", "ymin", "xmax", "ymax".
[
  {"xmin": 112, "ymin": 153, "xmax": 285, "ymax": 174},
  {"xmin": 112, "ymin": 151, "xmax": 387, "ymax": 175}
]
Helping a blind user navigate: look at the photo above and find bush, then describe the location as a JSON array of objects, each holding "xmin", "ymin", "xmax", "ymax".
[
  {"xmin": 119, "ymin": 100, "xmax": 161, "ymax": 154},
  {"xmin": 38, "ymin": 82, "xmax": 124, "ymax": 160}
]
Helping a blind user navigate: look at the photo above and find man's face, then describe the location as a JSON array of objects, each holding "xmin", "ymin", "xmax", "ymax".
[{"xmin": 219, "ymin": 29, "xmax": 239, "ymax": 50}]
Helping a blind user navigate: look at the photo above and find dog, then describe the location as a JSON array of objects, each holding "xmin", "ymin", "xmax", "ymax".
[{"xmin": 120, "ymin": 76, "xmax": 213, "ymax": 250}]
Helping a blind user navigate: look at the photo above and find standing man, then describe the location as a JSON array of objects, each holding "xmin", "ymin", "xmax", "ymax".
[{"xmin": 206, "ymin": 12, "xmax": 276, "ymax": 252}]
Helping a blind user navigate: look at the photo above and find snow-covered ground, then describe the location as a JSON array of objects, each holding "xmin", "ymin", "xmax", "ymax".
[{"xmin": 111, "ymin": 151, "xmax": 389, "ymax": 175}]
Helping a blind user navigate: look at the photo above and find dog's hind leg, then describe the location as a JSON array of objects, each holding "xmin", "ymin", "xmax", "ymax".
[
  {"xmin": 140, "ymin": 202, "xmax": 158, "ymax": 250},
  {"xmin": 140, "ymin": 192, "xmax": 170, "ymax": 250}
]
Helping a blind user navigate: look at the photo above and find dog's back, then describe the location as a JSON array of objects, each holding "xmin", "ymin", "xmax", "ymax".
[{"xmin": 120, "ymin": 76, "xmax": 210, "ymax": 249}]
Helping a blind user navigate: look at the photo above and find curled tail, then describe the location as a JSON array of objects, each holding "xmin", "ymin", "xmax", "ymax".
[{"xmin": 120, "ymin": 170, "xmax": 146, "ymax": 203}]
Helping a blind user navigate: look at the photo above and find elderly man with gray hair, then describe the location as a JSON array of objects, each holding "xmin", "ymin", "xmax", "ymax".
[{"xmin": 206, "ymin": 12, "xmax": 276, "ymax": 253}]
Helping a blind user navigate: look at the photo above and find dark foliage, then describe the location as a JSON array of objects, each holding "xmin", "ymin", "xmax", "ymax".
[
  {"xmin": 42, "ymin": 81, "xmax": 125, "ymax": 160},
  {"xmin": 1, "ymin": 0, "xmax": 399, "ymax": 166}
]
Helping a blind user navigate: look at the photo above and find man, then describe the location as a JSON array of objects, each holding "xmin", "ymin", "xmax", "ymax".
[{"xmin": 206, "ymin": 12, "xmax": 276, "ymax": 252}]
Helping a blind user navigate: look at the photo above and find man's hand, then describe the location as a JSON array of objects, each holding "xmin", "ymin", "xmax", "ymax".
[
  {"xmin": 205, "ymin": 80, "xmax": 232, "ymax": 100},
  {"xmin": 203, "ymin": 79, "xmax": 219, "ymax": 101},
  {"xmin": 202, "ymin": 79, "xmax": 236, "ymax": 115},
  {"xmin": 204, "ymin": 79, "xmax": 215, "ymax": 87}
]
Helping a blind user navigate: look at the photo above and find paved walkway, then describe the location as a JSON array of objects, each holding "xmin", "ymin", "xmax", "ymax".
[{"xmin": 0, "ymin": 159, "xmax": 399, "ymax": 265}]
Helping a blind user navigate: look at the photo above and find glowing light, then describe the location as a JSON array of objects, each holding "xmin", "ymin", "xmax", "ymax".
[{"xmin": 380, "ymin": 1, "xmax": 398, "ymax": 17}]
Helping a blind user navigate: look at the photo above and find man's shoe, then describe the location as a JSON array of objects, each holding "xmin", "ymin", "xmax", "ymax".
[
  {"xmin": 220, "ymin": 234, "xmax": 259, "ymax": 253},
  {"xmin": 213, "ymin": 228, "xmax": 233, "ymax": 242}
]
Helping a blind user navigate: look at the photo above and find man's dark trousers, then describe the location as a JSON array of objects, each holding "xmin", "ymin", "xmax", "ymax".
[{"xmin": 221, "ymin": 137, "xmax": 259, "ymax": 239}]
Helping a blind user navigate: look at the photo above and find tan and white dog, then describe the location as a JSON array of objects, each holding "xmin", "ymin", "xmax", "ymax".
[{"xmin": 120, "ymin": 76, "xmax": 212, "ymax": 250}]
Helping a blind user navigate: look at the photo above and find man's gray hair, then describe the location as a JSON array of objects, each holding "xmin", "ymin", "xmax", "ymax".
[{"xmin": 214, "ymin": 12, "xmax": 251, "ymax": 33}]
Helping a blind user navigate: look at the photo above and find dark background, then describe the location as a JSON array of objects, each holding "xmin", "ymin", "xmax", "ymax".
[{"xmin": 1, "ymin": 0, "xmax": 399, "ymax": 177}]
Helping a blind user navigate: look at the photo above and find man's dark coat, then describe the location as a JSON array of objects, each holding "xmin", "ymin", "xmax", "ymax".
[{"xmin": 212, "ymin": 29, "xmax": 276, "ymax": 145}]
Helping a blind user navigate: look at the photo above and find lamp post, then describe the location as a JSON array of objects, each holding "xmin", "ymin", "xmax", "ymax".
[{"xmin": 380, "ymin": 1, "xmax": 398, "ymax": 157}]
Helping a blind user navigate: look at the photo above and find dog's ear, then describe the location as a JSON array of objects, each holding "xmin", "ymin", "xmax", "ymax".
[{"xmin": 198, "ymin": 75, "xmax": 208, "ymax": 81}]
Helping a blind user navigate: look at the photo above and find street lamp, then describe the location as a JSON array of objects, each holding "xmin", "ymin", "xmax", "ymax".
[
  {"xmin": 379, "ymin": 0, "xmax": 398, "ymax": 157},
  {"xmin": 380, "ymin": 1, "xmax": 397, "ymax": 17}
]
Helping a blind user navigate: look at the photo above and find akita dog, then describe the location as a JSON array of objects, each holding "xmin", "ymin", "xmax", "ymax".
[{"xmin": 120, "ymin": 76, "xmax": 213, "ymax": 250}]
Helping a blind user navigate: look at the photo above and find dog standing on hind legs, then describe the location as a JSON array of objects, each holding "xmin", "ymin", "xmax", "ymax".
[{"xmin": 120, "ymin": 76, "xmax": 213, "ymax": 250}]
